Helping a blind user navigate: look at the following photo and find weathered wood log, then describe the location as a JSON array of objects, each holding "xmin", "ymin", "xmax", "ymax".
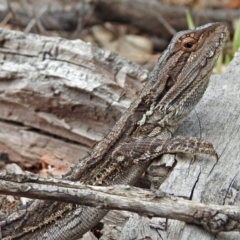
[
  {"xmin": 0, "ymin": 27, "xmax": 240, "ymax": 239},
  {"xmin": 0, "ymin": 27, "xmax": 147, "ymax": 168},
  {"xmin": 0, "ymin": 0, "xmax": 238, "ymax": 41}
]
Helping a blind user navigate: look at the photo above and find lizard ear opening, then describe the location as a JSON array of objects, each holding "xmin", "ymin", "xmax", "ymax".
[
  {"xmin": 152, "ymin": 76, "xmax": 175, "ymax": 105},
  {"xmin": 166, "ymin": 76, "xmax": 175, "ymax": 91}
]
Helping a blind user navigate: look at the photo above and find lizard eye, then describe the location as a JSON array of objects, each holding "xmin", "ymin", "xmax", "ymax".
[
  {"xmin": 184, "ymin": 42, "xmax": 194, "ymax": 48},
  {"xmin": 181, "ymin": 37, "xmax": 197, "ymax": 51}
]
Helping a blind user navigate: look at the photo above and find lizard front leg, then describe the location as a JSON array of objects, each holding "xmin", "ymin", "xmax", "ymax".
[
  {"xmin": 112, "ymin": 136, "xmax": 217, "ymax": 164},
  {"xmin": 112, "ymin": 136, "xmax": 217, "ymax": 189},
  {"xmin": 112, "ymin": 136, "xmax": 218, "ymax": 239}
]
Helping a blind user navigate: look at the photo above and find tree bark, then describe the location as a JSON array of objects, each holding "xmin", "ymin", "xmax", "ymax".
[
  {"xmin": 0, "ymin": 27, "xmax": 147, "ymax": 168},
  {"xmin": 0, "ymin": 172, "xmax": 240, "ymax": 233},
  {"xmin": 0, "ymin": 27, "xmax": 240, "ymax": 239}
]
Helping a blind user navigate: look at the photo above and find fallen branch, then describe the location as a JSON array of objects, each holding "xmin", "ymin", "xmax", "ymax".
[{"xmin": 0, "ymin": 171, "xmax": 239, "ymax": 233}]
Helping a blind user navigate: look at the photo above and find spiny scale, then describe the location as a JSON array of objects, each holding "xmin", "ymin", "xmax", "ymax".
[{"xmin": 0, "ymin": 23, "xmax": 228, "ymax": 239}]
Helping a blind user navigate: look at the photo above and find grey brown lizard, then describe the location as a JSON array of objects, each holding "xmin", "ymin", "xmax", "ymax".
[{"xmin": 0, "ymin": 22, "xmax": 228, "ymax": 239}]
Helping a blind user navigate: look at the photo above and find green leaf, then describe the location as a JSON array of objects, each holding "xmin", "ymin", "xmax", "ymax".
[
  {"xmin": 225, "ymin": 54, "xmax": 231, "ymax": 66},
  {"xmin": 185, "ymin": 10, "xmax": 195, "ymax": 29},
  {"xmin": 233, "ymin": 18, "xmax": 240, "ymax": 53},
  {"xmin": 216, "ymin": 51, "xmax": 223, "ymax": 73}
]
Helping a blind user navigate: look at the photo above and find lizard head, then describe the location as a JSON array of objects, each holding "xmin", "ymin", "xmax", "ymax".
[{"xmin": 148, "ymin": 22, "xmax": 228, "ymax": 130}]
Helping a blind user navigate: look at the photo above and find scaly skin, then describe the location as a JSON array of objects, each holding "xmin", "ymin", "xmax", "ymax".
[{"xmin": 0, "ymin": 22, "xmax": 228, "ymax": 239}]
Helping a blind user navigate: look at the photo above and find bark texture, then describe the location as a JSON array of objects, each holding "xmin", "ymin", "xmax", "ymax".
[
  {"xmin": 0, "ymin": 27, "xmax": 147, "ymax": 168},
  {"xmin": 0, "ymin": 27, "xmax": 240, "ymax": 239},
  {"xmin": 1, "ymin": 172, "xmax": 240, "ymax": 233}
]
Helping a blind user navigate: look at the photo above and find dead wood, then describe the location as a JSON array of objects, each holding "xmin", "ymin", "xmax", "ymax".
[
  {"xmin": 0, "ymin": 27, "xmax": 147, "ymax": 168},
  {"xmin": 0, "ymin": 26, "xmax": 240, "ymax": 239},
  {"xmin": 1, "ymin": 171, "xmax": 240, "ymax": 233},
  {"xmin": 0, "ymin": 0, "xmax": 238, "ymax": 41}
]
